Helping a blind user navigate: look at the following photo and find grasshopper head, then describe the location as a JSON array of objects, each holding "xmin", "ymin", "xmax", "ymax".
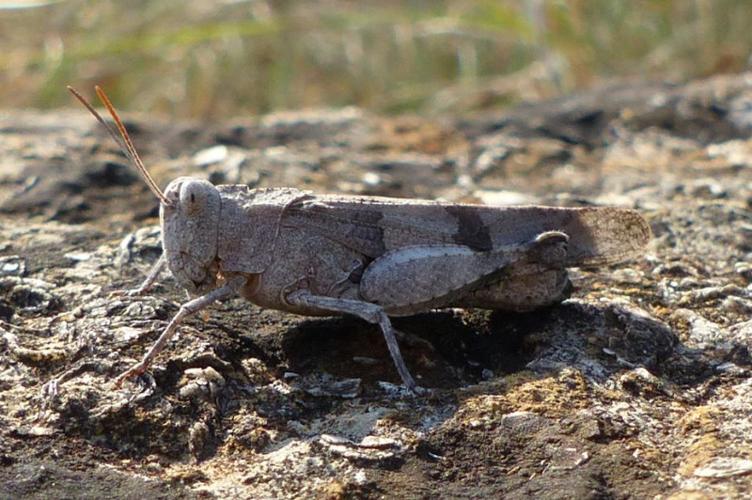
[
  {"xmin": 67, "ymin": 86, "xmax": 223, "ymax": 295},
  {"xmin": 161, "ymin": 177, "xmax": 221, "ymax": 295}
]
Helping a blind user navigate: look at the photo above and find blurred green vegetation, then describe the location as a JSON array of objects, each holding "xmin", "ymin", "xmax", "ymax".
[{"xmin": 1, "ymin": 0, "xmax": 751, "ymax": 119}]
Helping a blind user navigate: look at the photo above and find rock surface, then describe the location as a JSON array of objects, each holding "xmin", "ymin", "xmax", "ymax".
[{"xmin": 1, "ymin": 73, "xmax": 752, "ymax": 498}]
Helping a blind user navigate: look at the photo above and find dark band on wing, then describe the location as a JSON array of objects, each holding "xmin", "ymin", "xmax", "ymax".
[{"xmin": 445, "ymin": 206, "xmax": 493, "ymax": 251}]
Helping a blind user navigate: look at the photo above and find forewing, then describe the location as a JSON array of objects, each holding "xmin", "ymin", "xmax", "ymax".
[
  {"xmin": 283, "ymin": 194, "xmax": 651, "ymax": 266},
  {"xmin": 283, "ymin": 195, "xmax": 468, "ymax": 257}
]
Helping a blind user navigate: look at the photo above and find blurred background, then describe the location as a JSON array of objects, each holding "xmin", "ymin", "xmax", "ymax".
[{"xmin": 1, "ymin": 0, "xmax": 751, "ymax": 120}]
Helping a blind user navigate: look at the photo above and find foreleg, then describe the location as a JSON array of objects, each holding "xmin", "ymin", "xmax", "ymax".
[
  {"xmin": 127, "ymin": 254, "xmax": 167, "ymax": 296},
  {"xmin": 115, "ymin": 275, "xmax": 245, "ymax": 386}
]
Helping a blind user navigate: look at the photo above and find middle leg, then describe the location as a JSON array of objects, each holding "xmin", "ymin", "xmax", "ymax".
[{"xmin": 285, "ymin": 289, "xmax": 417, "ymax": 391}]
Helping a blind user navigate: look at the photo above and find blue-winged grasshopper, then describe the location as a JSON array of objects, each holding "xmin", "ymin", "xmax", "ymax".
[{"xmin": 68, "ymin": 86, "xmax": 651, "ymax": 391}]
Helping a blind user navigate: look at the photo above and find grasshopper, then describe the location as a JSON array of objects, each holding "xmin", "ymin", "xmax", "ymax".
[{"xmin": 68, "ymin": 86, "xmax": 651, "ymax": 392}]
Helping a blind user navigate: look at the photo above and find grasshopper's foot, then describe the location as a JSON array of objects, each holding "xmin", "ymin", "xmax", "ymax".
[
  {"xmin": 411, "ymin": 385, "xmax": 429, "ymax": 396},
  {"xmin": 114, "ymin": 362, "xmax": 148, "ymax": 387},
  {"xmin": 106, "ymin": 286, "xmax": 147, "ymax": 299},
  {"xmin": 126, "ymin": 285, "xmax": 150, "ymax": 297}
]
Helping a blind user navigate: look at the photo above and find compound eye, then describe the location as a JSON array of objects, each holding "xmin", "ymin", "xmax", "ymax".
[{"xmin": 179, "ymin": 182, "xmax": 206, "ymax": 216}]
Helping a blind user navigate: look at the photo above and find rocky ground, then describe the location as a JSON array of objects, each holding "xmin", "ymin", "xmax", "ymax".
[{"xmin": 1, "ymin": 73, "xmax": 752, "ymax": 499}]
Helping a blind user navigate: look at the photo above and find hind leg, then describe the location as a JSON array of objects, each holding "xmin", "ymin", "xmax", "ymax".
[{"xmin": 457, "ymin": 268, "xmax": 572, "ymax": 312}]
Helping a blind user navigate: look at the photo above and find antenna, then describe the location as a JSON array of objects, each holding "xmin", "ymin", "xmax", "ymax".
[{"xmin": 67, "ymin": 85, "xmax": 171, "ymax": 206}]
